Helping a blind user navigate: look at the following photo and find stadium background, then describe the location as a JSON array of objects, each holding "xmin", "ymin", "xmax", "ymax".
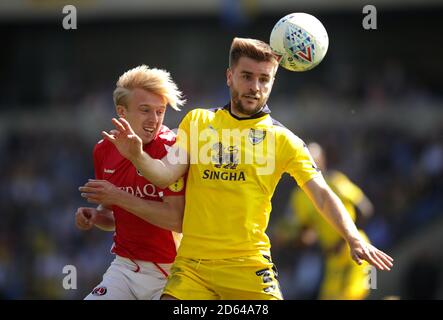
[{"xmin": 0, "ymin": 0, "xmax": 442, "ymax": 299}]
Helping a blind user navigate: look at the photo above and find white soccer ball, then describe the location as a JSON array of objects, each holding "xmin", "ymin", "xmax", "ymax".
[{"xmin": 270, "ymin": 12, "xmax": 329, "ymax": 72}]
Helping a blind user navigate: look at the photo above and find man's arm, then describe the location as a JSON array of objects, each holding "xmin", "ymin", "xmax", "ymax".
[
  {"xmin": 79, "ymin": 179, "xmax": 184, "ymax": 232},
  {"xmin": 94, "ymin": 205, "xmax": 116, "ymax": 231},
  {"xmin": 301, "ymin": 175, "xmax": 394, "ymax": 270},
  {"xmin": 115, "ymin": 193, "xmax": 184, "ymax": 233},
  {"xmin": 132, "ymin": 150, "xmax": 188, "ymax": 189},
  {"xmin": 102, "ymin": 118, "xmax": 188, "ymax": 188}
]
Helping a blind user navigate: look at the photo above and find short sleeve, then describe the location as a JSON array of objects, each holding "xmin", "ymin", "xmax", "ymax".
[
  {"xmin": 93, "ymin": 141, "xmax": 104, "ymax": 180},
  {"xmin": 281, "ymin": 131, "xmax": 321, "ymax": 187},
  {"xmin": 162, "ymin": 175, "xmax": 186, "ymax": 197}
]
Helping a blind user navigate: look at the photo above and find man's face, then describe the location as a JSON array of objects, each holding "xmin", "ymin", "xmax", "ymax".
[
  {"xmin": 227, "ymin": 56, "xmax": 277, "ymax": 117},
  {"xmin": 116, "ymin": 88, "xmax": 166, "ymax": 145}
]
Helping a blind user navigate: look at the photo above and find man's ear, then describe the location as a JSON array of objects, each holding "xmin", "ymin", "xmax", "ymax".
[
  {"xmin": 226, "ymin": 68, "xmax": 232, "ymax": 87},
  {"xmin": 116, "ymin": 105, "xmax": 127, "ymax": 118}
]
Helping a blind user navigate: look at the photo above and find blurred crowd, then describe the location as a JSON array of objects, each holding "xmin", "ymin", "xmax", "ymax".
[
  {"xmin": 269, "ymin": 120, "xmax": 443, "ymax": 299},
  {"xmin": 1, "ymin": 10, "xmax": 442, "ymax": 299},
  {"xmin": 0, "ymin": 130, "xmax": 114, "ymax": 298}
]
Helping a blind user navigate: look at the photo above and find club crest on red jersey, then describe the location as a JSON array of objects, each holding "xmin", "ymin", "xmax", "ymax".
[
  {"xmin": 168, "ymin": 177, "xmax": 184, "ymax": 192},
  {"xmin": 92, "ymin": 286, "xmax": 107, "ymax": 296}
]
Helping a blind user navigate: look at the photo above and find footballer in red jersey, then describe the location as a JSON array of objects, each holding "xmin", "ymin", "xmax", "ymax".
[{"xmin": 75, "ymin": 65, "xmax": 186, "ymax": 300}]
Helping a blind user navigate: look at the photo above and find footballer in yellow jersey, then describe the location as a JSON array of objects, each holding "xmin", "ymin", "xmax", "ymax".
[
  {"xmin": 162, "ymin": 104, "xmax": 320, "ymax": 299},
  {"xmin": 103, "ymin": 37, "xmax": 394, "ymax": 300},
  {"xmin": 290, "ymin": 142, "xmax": 374, "ymax": 299},
  {"xmin": 173, "ymin": 105, "xmax": 320, "ymax": 261}
]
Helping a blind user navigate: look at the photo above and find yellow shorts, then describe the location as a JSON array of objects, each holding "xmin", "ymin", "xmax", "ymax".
[{"xmin": 162, "ymin": 254, "xmax": 283, "ymax": 300}]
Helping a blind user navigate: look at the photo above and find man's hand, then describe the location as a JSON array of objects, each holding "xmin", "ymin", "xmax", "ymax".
[
  {"xmin": 349, "ymin": 238, "xmax": 394, "ymax": 271},
  {"xmin": 75, "ymin": 207, "xmax": 99, "ymax": 230},
  {"xmin": 79, "ymin": 179, "xmax": 123, "ymax": 207},
  {"xmin": 102, "ymin": 118, "xmax": 143, "ymax": 162}
]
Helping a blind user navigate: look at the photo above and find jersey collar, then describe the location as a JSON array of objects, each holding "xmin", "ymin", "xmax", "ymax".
[{"xmin": 223, "ymin": 102, "xmax": 271, "ymax": 121}]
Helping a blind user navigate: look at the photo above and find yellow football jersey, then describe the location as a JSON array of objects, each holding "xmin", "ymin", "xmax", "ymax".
[
  {"xmin": 174, "ymin": 105, "xmax": 321, "ymax": 259},
  {"xmin": 291, "ymin": 170, "xmax": 365, "ymax": 251}
]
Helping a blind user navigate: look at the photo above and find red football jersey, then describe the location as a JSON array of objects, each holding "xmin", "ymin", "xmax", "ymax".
[{"xmin": 93, "ymin": 125, "xmax": 185, "ymax": 263}]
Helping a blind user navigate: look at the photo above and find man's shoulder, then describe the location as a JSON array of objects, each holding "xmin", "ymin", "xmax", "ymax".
[
  {"xmin": 184, "ymin": 107, "xmax": 223, "ymax": 121},
  {"xmin": 269, "ymin": 116, "xmax": 287, "ymax": 130},
  {"xmin": 268, "ymin": 116, "xmax": 300, "ymax": 140},
  {"xmin": 92, "ymin": 138, "xmax": 120, "ymax": 168},
  {"xmin": 156, "ymin": 125, "xmax": 177, "ymax": 146},
  {"xmin": 146, "ymin": 125, "xmax": 178, "ymax": 159},
  {"xmin": 93, "ymin": 138, "xmax": 113, "ymax": 155},
  {"xmin": 266, "ymin": 117, "xmax": 308, "ymax": 155}
]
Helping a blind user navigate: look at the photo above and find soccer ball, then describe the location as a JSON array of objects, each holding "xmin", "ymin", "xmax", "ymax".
[{"xmin": 270, "ymin": 12, "xmax": 329, "ymax": 72}]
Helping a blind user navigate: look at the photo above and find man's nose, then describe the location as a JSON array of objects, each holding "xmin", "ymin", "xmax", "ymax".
[
  {"xmin": 147, "ymin": 111, "xmax": 158, "ymax": 123},
  {"xmin": 250, "ymin": 79, "xmax": 260, "ymax": 92}
]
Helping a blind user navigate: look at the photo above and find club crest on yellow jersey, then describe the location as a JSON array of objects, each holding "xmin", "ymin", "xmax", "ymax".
[
  {"xmin": 168, "ymin": 177, "xmax": 185, "ymax": 192},
  {"xmin": 248, "ymin": 129, "xmax": 267, "ymax": 145}
]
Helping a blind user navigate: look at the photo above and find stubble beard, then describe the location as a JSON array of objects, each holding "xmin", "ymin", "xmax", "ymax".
[{"xmin": 230, "ymin": 88, "xmax": 267, "ymax": 117}]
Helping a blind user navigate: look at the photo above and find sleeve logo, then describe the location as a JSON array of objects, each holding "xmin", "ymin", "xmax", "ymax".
[{"xmin": 168, "ymin": 177, "xmax": 184, "ymax": 192}]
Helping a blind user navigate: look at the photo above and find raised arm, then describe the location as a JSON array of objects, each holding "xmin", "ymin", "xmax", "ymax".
[
  {"xmin": 79, "ymin": 179, "xmax": 184, "ymax": 232},
  {"xmin": 102, "ymin": 118, "xmax": 188, "ymax": 188},
  {"xmin": 301, "ymin": 175, "xmax": 394, "ymax": 271}
]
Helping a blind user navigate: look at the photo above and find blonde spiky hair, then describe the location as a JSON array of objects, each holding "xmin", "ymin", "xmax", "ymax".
[{"xmin": 113, "ymin": 65, "xmax": 185, "ymax": 111}]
